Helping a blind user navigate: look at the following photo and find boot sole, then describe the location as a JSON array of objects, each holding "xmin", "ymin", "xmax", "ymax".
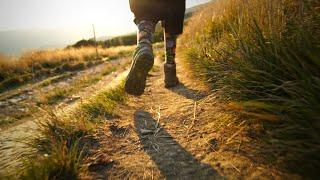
[{"xmin": 125, "ymin": 52, "xmax": 154, "ymax": 96}]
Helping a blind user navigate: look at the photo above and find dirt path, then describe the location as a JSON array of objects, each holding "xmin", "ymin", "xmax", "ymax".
[
  {"xmin": 0, "ymin": 57, "xmax": 130, "ymax": 175},
  {"xmin": 0, "ymin": 58, "xmax": 129, "ymax": 129},
  {"xmin": 0, "ymin": 55, "xmax": 299, "ymax": 178},
  {"xmin": 87, "ymin": 59, "xmax": 223, "ymax": 179},
  {"xmin": 83, "ymin": 57, "xmax": 302, "ymax": 179}
]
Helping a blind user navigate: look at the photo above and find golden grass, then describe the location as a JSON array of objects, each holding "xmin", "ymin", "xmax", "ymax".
[
  {"xmin": 0, "ymin": 45, "xmax": 134, "ymax": 92},
  {"xmin": 179, "ymin": 0, "xmax": 320, "ymax": 178},
  {"xmin": 21, "ymin": 79, "xmax": 127, "ymax": 179},
  {"xmin": 0, "ymin": 46, "xmax": 134, "ymax": 72}
]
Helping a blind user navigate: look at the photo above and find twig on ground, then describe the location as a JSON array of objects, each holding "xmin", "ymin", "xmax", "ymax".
[
  {"xmin": 237, "ymin": 140, "xmax": 242, "ymax": 153},
  {"xmin": 154, "ymin": 106, "xmax": 162, "ymax": 137},
  {"xmin": 141, "ymin": 129, "xmax": 154, "ymax": 135},
  {"xmin": 154, "ymin": 128, "xmax": 161, "ymax": 137},
  {"xmin": 230, "ymin": 163, "xmax": 241, "ymax": 173},
  {"xmin": 187, "ymin": 101, "xmax": 197, "ymax": 134},
  {"xmin": 156, "ymin": 106, "xmax": 161, "ymax": 128},
  {"xmin": 226, "ymin": 126, "xmax": 245, "ymax": 144},
  {"xmin": 152, "ymin": 143, "xmax": 159, "ymax": 152}
]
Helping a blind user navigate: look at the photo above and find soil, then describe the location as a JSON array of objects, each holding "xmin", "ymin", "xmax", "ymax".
[
  {"xmin": 84, "ymin": 58, "xmax": 300, "ymax": 179},
  {"xmin": 85, "ymin": 59, "xmax": 223, "ymax": 179}
]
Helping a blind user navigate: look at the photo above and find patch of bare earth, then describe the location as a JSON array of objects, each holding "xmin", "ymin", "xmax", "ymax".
[{"xmin": 85, "ymin": 58, "xmax": 301, "ymax": 179}]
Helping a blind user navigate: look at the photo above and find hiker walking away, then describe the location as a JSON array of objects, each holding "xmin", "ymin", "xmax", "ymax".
[{"xmin": 125, "ymin": 0, "xmax": 186, "ymax": 96}]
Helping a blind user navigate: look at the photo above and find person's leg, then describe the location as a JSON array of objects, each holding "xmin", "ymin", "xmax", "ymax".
[
  {"xmin": 126, "ymin": 0, "xmax": 165, "ymax": 96},
  {"xmin": 135, "ymin": 20, "xmax": 156, "ymax": 56},
  {"xmin": 164, "ymin": 32, "xmax": 177, "ymax": 65},
  {"xmin": 126, "ymin": 0, "xmax": 185, "ymax": 92},
  {"xmin": 125, "ymin": 19, "xmax": 156, "ymax": 96},
  {"xmin": 163, "ymin": 31, "xmax": 179, "ymax": 88},
  {"xmin": 162, "ymin": 0, "xmax": 186, "ymax": 88}
]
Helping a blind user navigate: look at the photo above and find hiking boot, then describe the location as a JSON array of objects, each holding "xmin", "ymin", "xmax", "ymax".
[
  {"xmin": 125, "ymin": 42, "xmax": 154, "ymax": 96},
  {"xmin": 164, "ymin": 63, "xmax": 179, "ymax": 88}
]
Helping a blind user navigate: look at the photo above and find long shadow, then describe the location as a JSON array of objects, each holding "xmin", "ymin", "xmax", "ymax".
[
  {"xmin": 168, "ymin": 83, "xmax": 208, "ymax": 101},
  {"xmin": 134, "ymin": 110, "xmax": 222, "ymax": 179}
]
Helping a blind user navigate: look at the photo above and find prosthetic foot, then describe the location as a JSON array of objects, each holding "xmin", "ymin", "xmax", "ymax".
[{"xmin": 164, "ymin": 63, "xmax": 179, "ymax": 88}]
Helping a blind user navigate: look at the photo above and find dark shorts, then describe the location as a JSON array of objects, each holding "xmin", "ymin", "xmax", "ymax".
[{"xmin": 129, "ymin": 0, "xmax": 186, "ymax": 35}]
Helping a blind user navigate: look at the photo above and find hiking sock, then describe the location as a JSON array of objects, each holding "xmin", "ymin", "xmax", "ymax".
[
  {"xmin": 164, "ymin": 33, "xmax": 177, "ymax": 65},
  {"xmin": 137, "ymin": 20, "xmax": 156, "ymax": 45}
]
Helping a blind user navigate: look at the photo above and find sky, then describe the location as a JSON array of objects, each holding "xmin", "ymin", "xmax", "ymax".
[
  {"xmin": 0, "ymin": 0, "xmax": 210, "ymax": 35},
  {"xmin": 0, "ymin": 0, "xmax": 211, "ymax": 55}
]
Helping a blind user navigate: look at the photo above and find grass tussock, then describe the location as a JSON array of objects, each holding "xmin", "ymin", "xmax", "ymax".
[
  {"xmin": 179, "ymin": 0, "xmax": 320, "ymax": 177},
  {"xmin": 0, "ymin": 45, "xmax": 134, "ymax": 92},
  {"xmin": 22, "ymin": 82, "xmax": 127, "ymax": 179},
  {"xmin": 80, "ymin": 82, "xmax": 126, "ymax": 120},
  {"xmin": 21, "ymin": 111, "xmax": 93, "ymax": 180}
]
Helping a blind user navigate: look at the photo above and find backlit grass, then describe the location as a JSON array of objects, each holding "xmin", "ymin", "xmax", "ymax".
[
  {"xmin": 179, "ymin": 0, "xmax": 320, "ymax": 177},
  {"xmin": 0, "ymin": 45, "xmax": 134, "ymax": 92},
  {"xmin": 80, "ymin": 82, "xmax": 126, "ymax": 120},
  {"xmin": 21, "ymin": 81, "xmax": 127, "ymax": 179}
]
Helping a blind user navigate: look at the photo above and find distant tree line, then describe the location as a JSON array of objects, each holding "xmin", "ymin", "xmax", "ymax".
[{"xmin": 68, "ymin": 24, "xmax": 164, "ymax": 49}]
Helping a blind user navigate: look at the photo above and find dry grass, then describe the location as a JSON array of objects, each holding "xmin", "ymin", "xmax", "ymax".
[
  {"xmin": 21, "ymin": 80, "xmax": 127, "ymax": 179},
  {"xmin": 36, "ymin": 64, "xmax": 123, "ymax": 106},
  {"xmin": 179, "ymin": 0, "xmax": 320, "ymax": 178},
  {"xmin": 1, "ymin": 46, "xmax": 134, "ymax": 71},
  {"xmin": 21, "ymin": 111, "xmax": 93, "ymax": 180},
  {"xmin": 0, "ymin": 45, "xmax": 134, "ymax": 92},
  {"xmin": 80, "ymin": 81, "xmax": 126, "ymax": 120}
]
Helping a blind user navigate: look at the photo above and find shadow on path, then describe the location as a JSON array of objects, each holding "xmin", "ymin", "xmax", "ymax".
[
  {"xmin": 168, "ymin": 83, "xmax": 207, "ymax": 101},
  {"xmin": 134, "ymin": 110, "xmax": 222, "ymax": 179}
]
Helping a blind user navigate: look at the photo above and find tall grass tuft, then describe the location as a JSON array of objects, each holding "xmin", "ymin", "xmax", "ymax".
[
  {"xmin": 179, "ymin": 0, "xmax": 320, "ymax": 176},
  {"xmin": 80, "ymin": 82, "xmax": 126, "ymax": 120},
  {"xmin": 21, "ymin": 110, "xmax": 94, "ymax": 179},
  {"xmin": 21, "ymin": 82, "xmax": 127, "ymax": 179}
]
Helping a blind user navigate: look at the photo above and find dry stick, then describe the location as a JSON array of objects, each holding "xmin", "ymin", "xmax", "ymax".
[
  {"xmin": 237, "ymin": 140, "xmax": 242, "ymax": 153},
  {"xmin": 156, "ymin": 106, "xmax": 161, "ymax": 128},
  {"xmin": 187, "ymin": 101, "xmax": 197, "ymax": 134},
  {"xmin": 152, "ymin": 143, "xmax": 159, "ymax": 152},
  {"xmin": 153, "ymin": 106, "xmax": 162, "ymax": 137},
  {"xmin": 226, "ymin": 126, "xmax": 245, "ymax": 144}
]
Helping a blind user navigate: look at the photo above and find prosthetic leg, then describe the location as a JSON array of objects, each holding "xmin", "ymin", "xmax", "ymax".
[{"xmin": 164, "ymin": 31, "xmax": 179, "ymax": 88}]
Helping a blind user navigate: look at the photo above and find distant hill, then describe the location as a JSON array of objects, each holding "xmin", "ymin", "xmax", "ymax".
[
  {"xmin": 0, "ymin": 29, "xmax": 84, "ymax": 56},
  {"xmin": 96, "ymin": 36, "xmax": 112, "ymax": 41}
]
